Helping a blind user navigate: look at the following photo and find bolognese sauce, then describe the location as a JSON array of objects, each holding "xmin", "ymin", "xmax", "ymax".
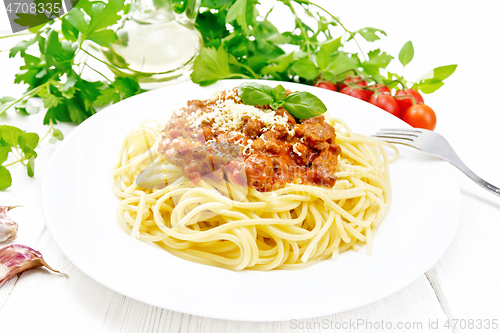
[{"xmin": 158, "ymin": 88, "xmax": 341, "ymax": 192}]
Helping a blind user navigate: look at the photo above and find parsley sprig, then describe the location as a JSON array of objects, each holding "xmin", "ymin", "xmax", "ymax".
[{"xmin": 1, "ymin": 0, "xmax": 141, "ymax": 126}]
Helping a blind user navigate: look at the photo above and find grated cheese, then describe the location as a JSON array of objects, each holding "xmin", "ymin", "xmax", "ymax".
[
  {"xmin": 191, "ymin": 95, "xmax": 293, "ymax": 135},
  {"xmin": 292, "ymin": 142, "xmax": 302, "ymax": 156}
]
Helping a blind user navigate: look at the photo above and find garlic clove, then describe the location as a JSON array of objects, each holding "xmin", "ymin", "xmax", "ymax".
[
  {"xmin": 0, "ymin": 244, "xmax": 67, "ymax": 287},
  {"xmin": 0, "ymin": 206, "xmax": 19, "ymax": 243}
]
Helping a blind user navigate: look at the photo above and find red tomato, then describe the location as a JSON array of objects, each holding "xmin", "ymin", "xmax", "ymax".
[
  {"xmin": 341, "ymin": 86, "xmax": 370, "ymax": 101},
  {"xmin": 344, "ymin": 75, "xmax": 367, "ymax": 87},
  {"xmin": 403, "ymin": 104, "xmax": 437, "ymax": 130},
  {"xmin": 368, "ymin": 93, "xmax": 400, "ymax": 117},
  {"xmin": 314, "ymin": 81, "xmax": 339, "ymax": 92},
  {"xmin": 375, "ymin": 84, "xmax": 390, "ymax": 93},
  {"xmin": 395, "ymin": 89, "xmax": 424, "ymax": 115},
  {"xmin": 366, "ymin": 84, "xmax": 390, "ymax": 99}
]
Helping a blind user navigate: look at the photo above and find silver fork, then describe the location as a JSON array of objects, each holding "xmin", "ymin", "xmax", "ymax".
[{"xmin": 373, "ymin": 128, "xmax": 500, "ymax": 197}]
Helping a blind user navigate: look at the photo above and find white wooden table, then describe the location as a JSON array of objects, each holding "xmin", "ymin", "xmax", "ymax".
[{"xmin": 1, "ymin": 1, "xmax": 500, "ymax": 332}]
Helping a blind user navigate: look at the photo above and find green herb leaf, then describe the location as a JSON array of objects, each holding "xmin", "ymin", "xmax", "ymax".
[
  {"xmin": 226, "ymin": 0, "xmax": 249, "ymax": 34},
  {"xmin": 283, "ymin": 91, "xmax": 327, "ymax": 119},
  {"xmin": 0, "ymin": 125, "xmax": 22, "ymax": 147},
  {"xmin": 238, "ymin": 82, "xmax": 274, "ymax": 106},
  {"xmin": 0, "ymin": 166, "xmax": 12, "ymax": 191},
  {"xmin": 261, "ymin": 52, "xmax": 294, "ymax": 76},
  {"xmin": 191, "ymin": 46, "xmax": 235, "ymax": 85},
  {"xmin": 41, "ymin": 92, "xmax": 60, "ymax": 109},
  {"xmin": 27, "ymin": 156, "xmax": 35, "ymax": 177},
  {"xmin": 433, "ymin": 64, "xmax": 458, "ymax": 81},
  {"xmin": 85, "ymin": 0, "xmax": 124, "ymax": 36},
  {"xmin": 362, "ymin": 49, "xmax": 393, "ymax": 78},
  {"xmin": 272, "ymin": 84, "xmax": 287, "ymax": 101},
  {"xmin": 0, "ymin": 147, "xmax": 10, "ymax": 165},
  {"xmin": 326, "ymin": 52, "xmax": 359, "ymax": 75},
  {"xmin": 18, "ymin": 132, "xmax": 39, "ymax": 157},
  {"xmin": 87, "ymin": 29, "xmax": 118, "ymax": 47},
  {"xmin": 9, "ymin": 35, "xmax": 39, "ymax": 58},
  {"xmin": 0, "ymin": 97, "xmax": 17, "ymax": 114},
  {"xmin": 49, "ymin": 129, "xmax": 64, "ymax": 144},
  {"xmin": 94, "ymin": 77, "xmax": 141, "ymax": 106},
  {"xmin": 15, "ymin": 100, "xmax": 39, "ymax": 115},
  {"xmin": 351, "ymin": 27, "xmax": 387, "ymax": 42},
  {"xmin": 65, "ymin": 8, "xmax": 88, "ymax": 33},
  {"xmin": 316, "ymin": 37, "xmax": 341, "ymax": 70},
  {"xmin": 419, "ymin": 79, "xmax": 445, "ymax": 94},
  {"xmin": 399, "ymin": 41, "xmax": 414, "ymax": 67},
  {"xmin": 291, "ymin": 57, "xmax": 319, "ymax": 81}
]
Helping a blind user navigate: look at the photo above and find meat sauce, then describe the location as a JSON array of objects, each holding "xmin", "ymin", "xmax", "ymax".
[{"xmin": 158, "ymin": 88, "xmax": 341, "ymax": 192}]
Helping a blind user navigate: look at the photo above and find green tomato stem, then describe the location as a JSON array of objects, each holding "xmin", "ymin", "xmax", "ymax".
[{"xmin": 393, "ymin": 93, "xmax": 417, "ymax": 105}]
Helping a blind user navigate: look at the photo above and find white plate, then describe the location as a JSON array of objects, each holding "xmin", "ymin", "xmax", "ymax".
[{"xmin": 42, "ymin": 80, "xmax": 461, "ymax": 321}]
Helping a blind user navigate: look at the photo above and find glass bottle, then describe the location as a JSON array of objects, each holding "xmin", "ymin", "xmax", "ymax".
[{"xmin": 102, "ymin": 0, "xmax": 203, "ymax": 89}]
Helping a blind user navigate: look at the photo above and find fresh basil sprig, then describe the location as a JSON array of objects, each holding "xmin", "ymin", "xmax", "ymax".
[{"xmin": 238, "ymin": 82, "xmax": 327, "ymax": 119}]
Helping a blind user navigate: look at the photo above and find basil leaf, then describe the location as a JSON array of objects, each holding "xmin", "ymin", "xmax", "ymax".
[
  {"xmin": 433, "ymin": 65, "xmax": 457, "ymax": 81},
  {"xmin": 269, "ymin": 100, "xmax": 284, "ymax": 110},
  {"xmin": 238, "ymin": 82, "xmax": 274, "ymax": 106},
  {"xmin": 272, "ymin": 84, "xmax": 287, "ymax": 102},
  {"xmin": 283, "ymin": 91, "xmax": 327, "ymax": 119},
  {"xmin": 419, "ymin": 79, "xmax": 444, "ymax": 94},
  {"xmin": 399, "ymin": 41, "xmax": 414, "ymax": 67},
  {"xmin": 0, "ymin": 166, "xmax": 12, "ymax": 191}
]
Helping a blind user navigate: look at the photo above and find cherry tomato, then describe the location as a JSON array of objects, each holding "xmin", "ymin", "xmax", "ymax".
[
  {"xmin": 314, "ymin": 81, "xmax": 339, "ymax": 92},
  {"xmin": 375, "ymin": 84, "xmax": 390, "ymax": 93},
  {"xmin": 344, "ymin": 75, "xmax": 367, "ymax": 87},
  {"xmin": 402, "ymin": 104, "xmax": 437, "ymax": 130},
  {"xmin": 341, "ymin": 86, "xmax": 370, "ymax": 101},
  {"xmin": 366, "ymin": 84, "xmax": 390, "ymax": 99},
  {"xmin": 395, "ymin": 89, "xmax": 424, "ymax": 115},
  {"xmin": 368, "ymin": 93, "xmax": 400, "ymax": 117}
]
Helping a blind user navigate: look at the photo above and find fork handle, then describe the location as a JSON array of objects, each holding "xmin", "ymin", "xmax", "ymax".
[{"xmin": 448, "ymin": 157, "xmax": 500, "ymax": 197}]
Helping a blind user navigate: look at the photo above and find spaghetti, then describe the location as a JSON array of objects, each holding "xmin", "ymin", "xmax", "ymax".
[{"xmin": 112, "ymin": 90, "xmax": 397, "ymax": 271}]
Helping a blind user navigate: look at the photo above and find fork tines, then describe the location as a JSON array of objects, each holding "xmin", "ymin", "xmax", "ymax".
[{"xmin": 371, "ymin": 128, "xmax": 421, "ymax": 147}]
